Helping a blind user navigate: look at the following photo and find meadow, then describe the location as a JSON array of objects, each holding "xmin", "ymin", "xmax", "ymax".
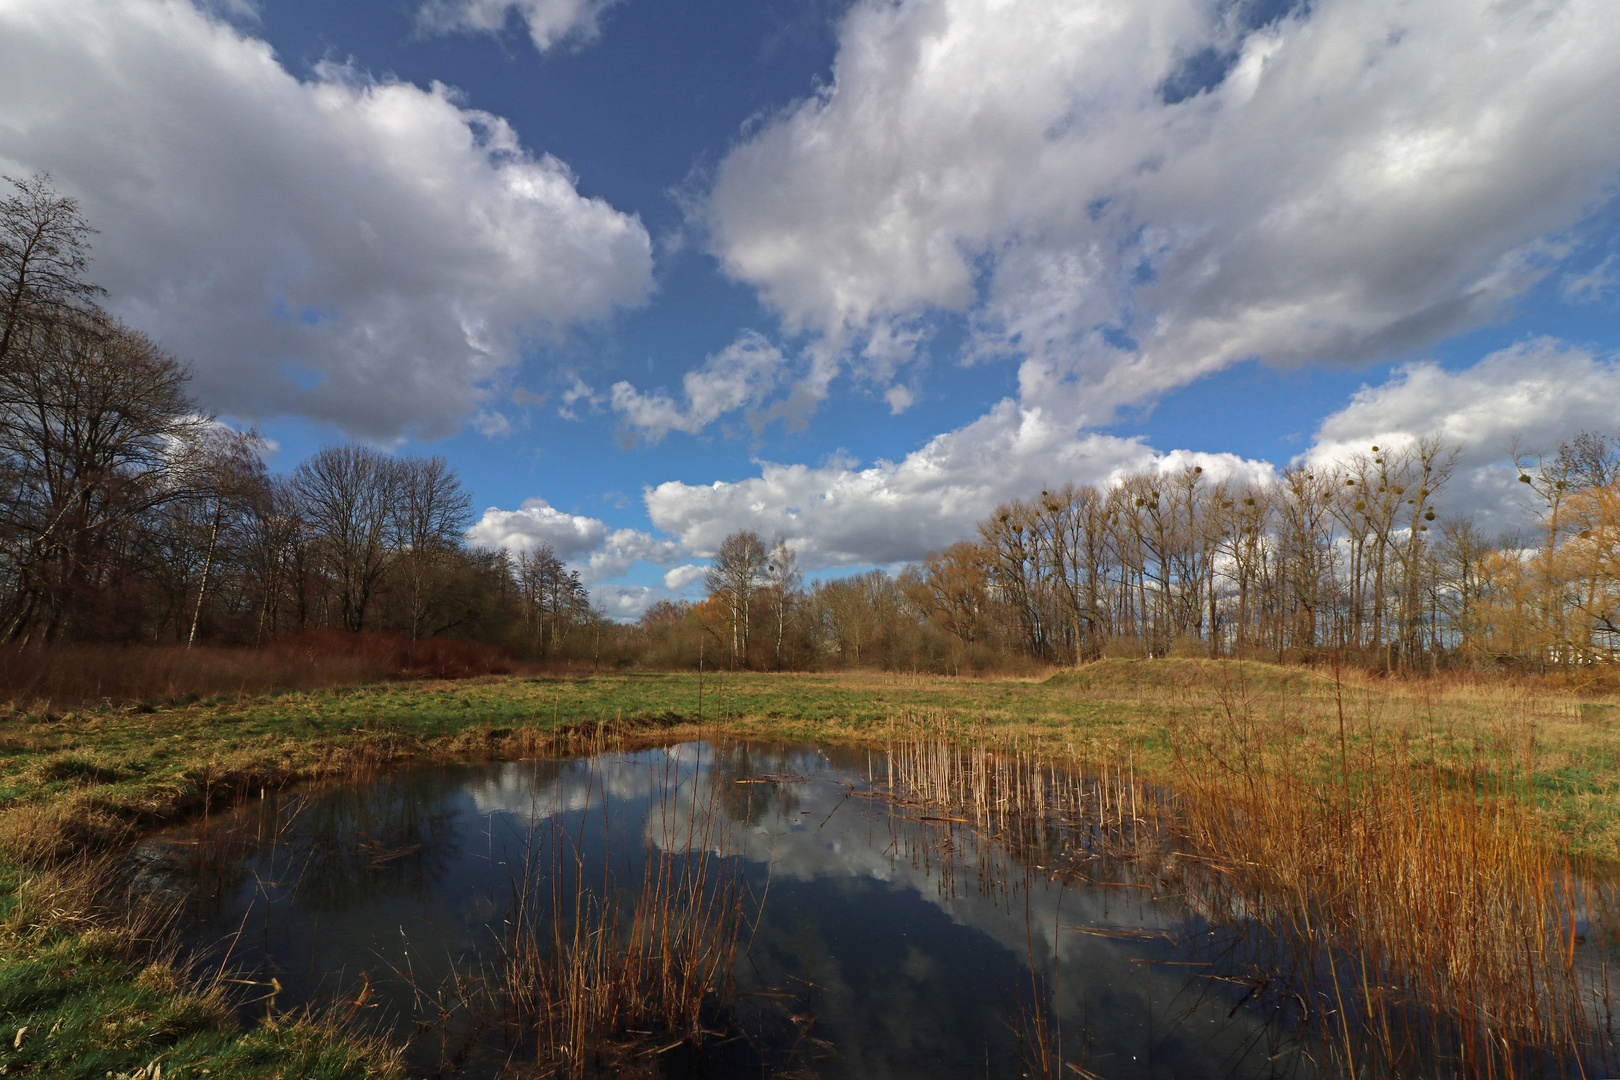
[{"xmin": 0, "ymin": 659, "xmax": 1617, "ymax": 1077}]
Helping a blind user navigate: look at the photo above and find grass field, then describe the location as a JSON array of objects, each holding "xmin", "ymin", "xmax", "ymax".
[{"xmin": 1, "ymin": 659, "xmax": 1617, "ymax": 1077}]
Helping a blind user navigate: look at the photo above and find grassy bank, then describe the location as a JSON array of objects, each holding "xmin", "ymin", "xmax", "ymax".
[{"xmin": 0, "ymin": 660, "xmax": 1616, "ymax": 1077}]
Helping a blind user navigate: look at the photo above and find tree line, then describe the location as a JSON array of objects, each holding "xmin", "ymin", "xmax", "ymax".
[
  {"xmin": 0, "ymin": 175, "xmax": 601, "ymax": 656},
  {"xmin": 12, "ymin": 172, "xmax": 1618, "ymax": 677},
  {"xmin": 636, "ymin": 433, "xmax": 1620, "ymax": 675}
]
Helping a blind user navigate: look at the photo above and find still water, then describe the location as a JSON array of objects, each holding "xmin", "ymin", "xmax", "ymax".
[{"xmin": 128, "ymin": 741, "xmax": 1609, "ymax": 1079}]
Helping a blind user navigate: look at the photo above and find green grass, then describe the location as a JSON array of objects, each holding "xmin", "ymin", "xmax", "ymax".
[
  {"xmin": 1, "ymin": 659, "xmax": 1618, "ymax": 1076},
  {"xmin": 6, "ymin": 662, "xmax": 1619, "ymax": 854}
]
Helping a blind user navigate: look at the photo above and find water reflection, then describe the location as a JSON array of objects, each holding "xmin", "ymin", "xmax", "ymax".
[{"xmin": 133, "ymin": 742, "xmax": 1614, "ymax": 1079}]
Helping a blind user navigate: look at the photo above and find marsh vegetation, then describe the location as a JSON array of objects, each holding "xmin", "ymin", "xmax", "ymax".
[
  {"xmin": 126, "ymin": 729, "xmax": 1617, "ymax": 1079},
  {"xmin": 0, "ymin": 660, "xmax": 1616, "ymax": 1078}
]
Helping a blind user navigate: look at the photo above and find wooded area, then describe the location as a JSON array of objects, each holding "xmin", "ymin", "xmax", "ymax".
[
  {"xmin": 0, "ymin": 176, "xmax": 599, "ymax": 658},
  {"xmin": 642, "ymin": 431, "xmax": 1620, "ymax": 675},
  {"xmin": 7, "ymin": 173, "xmax": 1618, "ymax": 681}
]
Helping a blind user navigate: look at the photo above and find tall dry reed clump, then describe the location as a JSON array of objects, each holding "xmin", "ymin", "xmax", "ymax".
[
  {"xmin": 879, "ymin": 701, "xmax": 1613, "ymax": 1080},
  {"xmin": 1166, "ymin": 673, "xmax": 1608, "ymax": 1078},
  {"xmin": 499, "ymin": 754, "xmax": 747, "ymax": 1078}
]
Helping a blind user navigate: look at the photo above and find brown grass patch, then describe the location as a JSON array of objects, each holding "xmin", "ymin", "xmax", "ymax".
[{"xmin": 0, "ymin": 632, "xmax": 514, "ymax": 714}]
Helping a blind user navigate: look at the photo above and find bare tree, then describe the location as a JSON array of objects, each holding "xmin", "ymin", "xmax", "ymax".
[
  {"xmin": 705, "ymin": 530, "xmax": 767, "ymax": 667},
  {"xmin": 1564, "ymin": 431, "xmax": 1620, "ymax": 491},
  {"xmin": 904, "ymin": 540, "xmax": 994, "ymax": 645},
  {"xmin": 177, "ymin": 427, "xmax": 269, "ymax": 646},
  {"xmin": 0, "ymin": 175, "xmax": 105, "ymax": 366},
  {"xmin": 513, "ymin": 543, "xmax": 589, "ymax": 657},
  {"xmin": 763, "ymin": 538, "xmax": 802, "ymax": 667},
  {"xmin": 240, "ymin": 475, "xmax": 305, "ymax": 641},
  {"xmin": 980, "ymin": 502, "xmax": 1051, "ymax": 657},
  {"xmin": 391, "ymin": 455, "xmax": 472, "ymax": 641},
  {"xmin": 0, "ymin": 311, "xmax": 209, "ymax": 641},
  {"xmin": 292, "ymin": 444, "xmax": 398, "ymax": 633}
]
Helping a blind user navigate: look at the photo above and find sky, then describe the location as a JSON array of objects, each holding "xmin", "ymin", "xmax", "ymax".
[{"xmin": 2, "ymin": 0, "xmax": 1618, "ymax": 618}]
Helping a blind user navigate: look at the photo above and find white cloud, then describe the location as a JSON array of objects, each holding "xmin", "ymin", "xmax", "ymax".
[
  {"xmin": 584, "ymin": 528, "xmax": 684, "ymax": 580},
  {"xmin": 645, "ymin": 398, "xmax": 1273, "ymax": 568},
  {"xmin": 1306, "ymin": 338, "xmax": 1620, "ymax": 532},
  {"xmin": 557, "ymin": 374, "xmax": 604, "ymax": 420},
  {"xmin": 1563, "ymin": 255, "xmax": 1619, "ymax": 306},
  {"xmin": 481, "ymin": 339, "xmax": 1619, "ymax": 591},
  {"xmin": 705, "ymin": 0, "xmax": 1620, "ymax": 422},
  {"xmin": 466, "ymin": 498, "xmax": 607, "ymax": 559},
  {"xmin": 662, "ymin": 564, "xmax": 706, "ymax": 592},
  {"xmin": 609, "ymin": 331, "xmax": 788, "ymax": 442},
  {"xmin": 415, "ymin": 0, "xmax": 616, "ymax": 52},
  {"xmin": 592, "ymin": 583, "xmax": 659, "ymax": 621},
  {"xmin": 466, "ymin": 501, "xmax": 686, "ymax": 605},
  {"xmin": 0, "ymin": 0, "xmax": 653, "ymax": 439},
  {"xmin": 470, "ymin": 409, "xmax": 515, "ymax": 437},
  {"xmin": 198, "ymin": 0, "xmax": 258, "ymax": 20}
]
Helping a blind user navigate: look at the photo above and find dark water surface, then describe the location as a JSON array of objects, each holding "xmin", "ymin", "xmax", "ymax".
[{"xmin": 129, "ymin": 742, "xmax": 1611, "ymax": 1079}]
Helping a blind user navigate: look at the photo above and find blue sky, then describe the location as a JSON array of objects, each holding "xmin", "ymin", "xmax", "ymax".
[{"xmin": 2, "ymin": 0, "xmax": 1618, "ymax": 616}]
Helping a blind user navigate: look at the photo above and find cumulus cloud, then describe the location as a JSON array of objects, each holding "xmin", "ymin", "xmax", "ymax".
[
  {"xmin": 466, "ymin": 498, "xmax": 607, "ymax": 559},
  {"xmin": 883, "ymin": 385, "xmax": 915, "ymax": 415},
  {"xmin": 663, "ymin": 564, "xmax": 706, "ymax": 592},
  {"xmin": 609, "ymin": 331, "xmax": 788, "ymax": 442},
  {"xmin": 592, "ymin": 583, "xmax": 660, "ymax": 621},
  {"xmin": 645, "ymin": 400, "xmax": 1273, "ymax": 568},
  {"xmin": 478, "ymin": 339, "xmax": 1620, "ymax": 593},
  {"xmin": 465, "ymin": 501, "xmax": 685, "ymax": 609},
  {"xmin": 0, "ymin": 0, "xmax": 653, "ymax": 439},
  {"xmin": 584, "ymin": 528, "xmax": 684, "ymax": 580},
  {"xmin": 705, "ymin": 0, "xmax": 1620, "ymax": 420},
  {"xmin": 416, "ymin": 0, "xmax": 616, "ymax": 52},
  {"xmin": 1305, "ymin": 339, "xmax": 1620, "ymax": 532},
  {"xmin": 198, "ymin": 0, "xmax": 258, "ymax": 20}
]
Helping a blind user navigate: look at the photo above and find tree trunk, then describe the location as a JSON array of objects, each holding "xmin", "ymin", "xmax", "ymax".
[{"xmin": 187, "ymin": 501, "xmax": 222, "ymax": 647}]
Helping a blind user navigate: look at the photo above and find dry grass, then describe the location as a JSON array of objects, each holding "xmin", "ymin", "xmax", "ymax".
[
  {"xmin": 0, "ymin": 641, "xmax": 381, "ymax": 712},
  {"xmin": 875, "ymin": 697, "xmax": 1614, "ymax": 1079},
  {"xmin": 1168, "ymin": 702, "xmax": 1601, "ymax": 1075},
  {"xmin": 326, "ymin": 743, "xmax": 754, "ymax": 1077},
  {"xmin": 0, "ymin": 632, "xmax": 512, "ymax": 714},
  {"xmin": 0, "ymin": 658, "xmax": 1614, "ymax": 1078}
]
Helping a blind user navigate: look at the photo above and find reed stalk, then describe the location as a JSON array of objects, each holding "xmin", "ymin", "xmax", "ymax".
[
  {"xmin": 873, "ymin": 705, "xmax": 1614, "ymax": 1079},
  {"xmin": 498, "ymin": 751, "xmax": 747, "ymax": 1077}
]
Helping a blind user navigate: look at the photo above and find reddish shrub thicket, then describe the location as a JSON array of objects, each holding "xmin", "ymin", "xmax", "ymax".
[
  {"xmin": 0, "ymin": 632, "xmax": 512, "ymax": 710},
  {"xmin": 269, "ymin": 630, "xmax": 512, "ymax": 680}
]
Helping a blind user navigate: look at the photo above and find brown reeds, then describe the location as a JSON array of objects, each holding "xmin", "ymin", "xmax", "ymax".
[
  {"xmin": 1166, "ymin": 681, "xmax": 1607, "ymax": 1078},
  {"xmin": 871, "ymin": 705, "xmax": 1615, "ymax": 1079},
  {"xmin": 499, "ymin": 751, "xmax": 748, "ymax": 1077}
]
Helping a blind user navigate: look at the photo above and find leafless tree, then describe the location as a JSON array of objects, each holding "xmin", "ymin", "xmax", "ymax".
[
  {"xmin": 291, "ymin": 444, "xmax": 398, "ymax": 632},
  {"xmin": 391, "ymin": 455, "xmax": 472, "ymax": 641},
  {"xmin": 763, "ymin": 538, "xmax": 802, "ymax": 667},
  {"xmin": 0, "ymin": 310, "xmax": 209, "ymax": 641},
  {"xmin": 0, "ymin": 174, "xmax": 105, "ymax": 367},
  {"xmin": 513, "ymin": 543, "xmax": 589, "ymax": 657},
  {"xmin": 240, "ymin": 475, "xmax": 306, "ymax": 641},
  {"xmin": 178, "ymin": 427, "xmax": 270, "ymax": 646},
  {"xmin": 706, "ymin": 530, "xmax": 767, "ymax": 666}
]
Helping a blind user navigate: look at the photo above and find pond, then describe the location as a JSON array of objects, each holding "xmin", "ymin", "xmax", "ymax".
[{"xmin": 129, "ymin": 740, "xmax": 1616, "ymax": 1079}]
